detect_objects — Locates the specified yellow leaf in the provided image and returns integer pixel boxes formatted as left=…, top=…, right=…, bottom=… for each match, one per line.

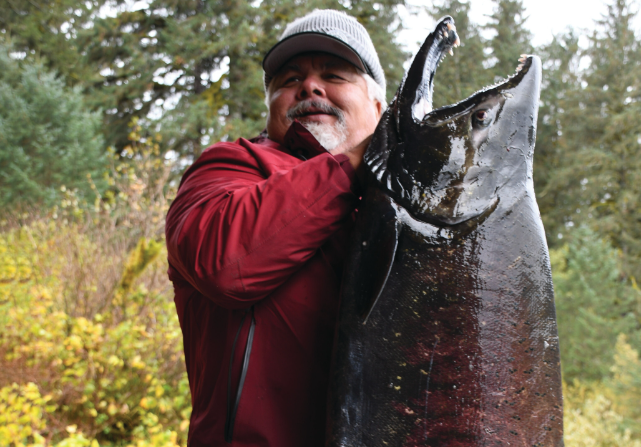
left=155, top=385, right=164, bottom=397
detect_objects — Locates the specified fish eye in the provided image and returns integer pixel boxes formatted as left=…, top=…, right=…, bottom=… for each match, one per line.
left=472, top=109, right=492, bottom=128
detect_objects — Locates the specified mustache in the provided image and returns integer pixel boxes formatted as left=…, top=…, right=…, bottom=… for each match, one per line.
left=286, top=100, right=345, bottom=122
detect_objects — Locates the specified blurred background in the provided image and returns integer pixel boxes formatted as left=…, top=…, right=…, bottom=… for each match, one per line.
left=1, top=0, right=640, bottom=445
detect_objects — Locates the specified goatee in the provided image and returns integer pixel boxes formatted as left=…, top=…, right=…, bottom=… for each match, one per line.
left=286, top=100, right=349, bottom=151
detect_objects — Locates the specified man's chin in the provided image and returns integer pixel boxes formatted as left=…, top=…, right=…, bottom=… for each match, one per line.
left=299, top=121, right=347, bottom=152
left=297, top=115, right=336, bottom=126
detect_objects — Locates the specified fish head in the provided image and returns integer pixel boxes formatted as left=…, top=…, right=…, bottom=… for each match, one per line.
left=365, top=17, right=542, bottom=226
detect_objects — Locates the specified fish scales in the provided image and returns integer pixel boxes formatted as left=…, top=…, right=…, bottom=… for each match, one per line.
left=327, top=16, right=563, bottom=447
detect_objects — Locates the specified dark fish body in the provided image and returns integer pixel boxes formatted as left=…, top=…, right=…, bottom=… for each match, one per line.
left=327, top=17, right=563, bottom=446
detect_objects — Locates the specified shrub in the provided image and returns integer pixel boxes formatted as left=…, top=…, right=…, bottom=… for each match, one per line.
left=0, top=125, right=189, bottom=446
left=563, top=380, right=641, bottom=447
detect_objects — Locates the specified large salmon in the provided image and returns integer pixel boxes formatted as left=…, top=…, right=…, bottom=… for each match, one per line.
left=327, top=16, right=563, bottom=446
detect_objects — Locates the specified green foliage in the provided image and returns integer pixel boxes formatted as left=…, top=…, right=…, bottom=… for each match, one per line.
left=533, top=30, right=582, bottom=245
left=563, top=380, right=641, bottom=447
left=0, top=221, right=188, bottom=446
left=562, top=334, right=641, bottom=444
left=0, top=382, right=54, bottom=446
left=0, top=43, right=106, bottom=210
left=484, top=0, right=532, bottom=81
left=609, top=334, right=641, bottom=435
left=577, top=0, right=641, bottom=278
left=541, top=0, right=641, bottom=277
left=0, top=0, right=100, bottom=86
left=551, top=226, right=641, bottom=382
left=0, top=124, right=185, bottom=446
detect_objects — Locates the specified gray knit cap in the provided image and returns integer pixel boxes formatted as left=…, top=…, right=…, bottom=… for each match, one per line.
left=263, top=9, right=386, bottom=94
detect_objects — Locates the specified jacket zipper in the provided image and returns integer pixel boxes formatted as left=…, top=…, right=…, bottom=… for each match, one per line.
left=225, top=306, right=256, bottom=443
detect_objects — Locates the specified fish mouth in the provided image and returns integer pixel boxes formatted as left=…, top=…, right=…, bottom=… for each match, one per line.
left=405, top=16, right=538, bottom=123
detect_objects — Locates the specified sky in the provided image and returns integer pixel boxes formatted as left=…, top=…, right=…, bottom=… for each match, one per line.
left=397, top=0, right=641, bottom=55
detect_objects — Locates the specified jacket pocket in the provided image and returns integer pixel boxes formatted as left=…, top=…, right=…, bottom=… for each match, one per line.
left=224, top=306, right=256, bottom=443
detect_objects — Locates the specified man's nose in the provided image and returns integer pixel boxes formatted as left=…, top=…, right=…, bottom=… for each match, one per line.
left=296, top=75, right=326, bottom=100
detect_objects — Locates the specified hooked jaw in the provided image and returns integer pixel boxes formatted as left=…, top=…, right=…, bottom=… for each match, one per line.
left=402, top=17, right=537, bottom=129
left=401, top=17, right=460, bottom=125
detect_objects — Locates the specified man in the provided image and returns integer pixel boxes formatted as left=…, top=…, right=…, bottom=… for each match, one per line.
left=166, top=9, right=386, bottom=446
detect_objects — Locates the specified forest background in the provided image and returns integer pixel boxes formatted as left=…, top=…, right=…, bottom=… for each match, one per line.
left=1, top=0, right=640, bottom=445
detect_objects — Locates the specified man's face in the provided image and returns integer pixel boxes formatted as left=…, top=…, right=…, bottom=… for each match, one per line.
left=266, top=53, right=382, bottom=152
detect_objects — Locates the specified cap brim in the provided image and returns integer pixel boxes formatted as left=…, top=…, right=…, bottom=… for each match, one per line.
left=263, top=32, right=369, bottom=77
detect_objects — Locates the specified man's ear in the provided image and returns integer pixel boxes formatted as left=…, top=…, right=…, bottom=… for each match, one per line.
left=375, top=99, right=383, bottom=120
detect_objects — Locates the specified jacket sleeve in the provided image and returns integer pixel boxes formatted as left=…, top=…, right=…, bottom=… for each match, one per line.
left=165, top=140, right=359, bottom=309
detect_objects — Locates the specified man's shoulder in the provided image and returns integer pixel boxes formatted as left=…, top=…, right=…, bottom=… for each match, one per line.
left=199, top=135, right=293, bottom=165
left=177, top=135, right=300, bottom=187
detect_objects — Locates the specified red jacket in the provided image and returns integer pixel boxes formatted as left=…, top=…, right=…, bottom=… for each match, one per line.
left=165, top=122, right=360, bottom=446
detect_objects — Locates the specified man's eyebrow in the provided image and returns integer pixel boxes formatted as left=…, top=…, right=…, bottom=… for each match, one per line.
left=280, top=63, right=302, bottom=73
left=322, top=60, right=358, bottom=72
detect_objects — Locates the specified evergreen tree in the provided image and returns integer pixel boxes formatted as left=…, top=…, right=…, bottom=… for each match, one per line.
left=609, top=334, right=641, bottom=437
left=77, top=0, right=260, bottom=159
left=0, top=0, right=101, bottom=84
left=428, top=0, right=493, bottom=108
left=533, top=31, right=582, bottom=245
left=551, top=227, right=641, bottom=383
left=0, top=44, right=106, bottom=209
left=544, top=0, right=641, bottom=278
left=484, top=0, right=532, bottom=82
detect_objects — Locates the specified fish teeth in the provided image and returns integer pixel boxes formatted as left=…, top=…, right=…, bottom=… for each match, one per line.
left=515, top=54, right=527, bottom=72
left=439, top=22, right=461, bottom=55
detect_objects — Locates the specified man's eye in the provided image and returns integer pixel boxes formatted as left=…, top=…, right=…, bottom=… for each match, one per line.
left=285, top=77, right=299, bottom=83
left=325, top=73, right=345, bottom=80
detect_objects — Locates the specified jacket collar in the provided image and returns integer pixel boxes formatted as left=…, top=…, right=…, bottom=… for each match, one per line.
left=250, top=121, right=327, bottom=161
